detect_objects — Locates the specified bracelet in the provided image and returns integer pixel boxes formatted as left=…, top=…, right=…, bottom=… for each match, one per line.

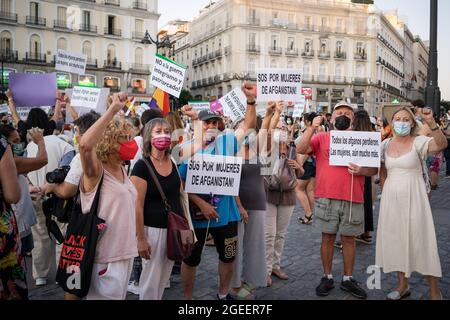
left=431, top=126, right=440, bottom=132
left=247, top=100, right=256, bottom=106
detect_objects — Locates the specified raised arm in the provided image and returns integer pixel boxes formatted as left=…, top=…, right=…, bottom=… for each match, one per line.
left=15, top=128, right=48, bottom=174
left=269, top=101, right=284, bottom=132
left=79, top=92, right=127, bottom=191
left=51, top=91, right=63, bottom=123
left=0, top=145, right=20, bottom=204
left=297, top=115, right=323, bottom=155
left=65, top=95, right=79, bottom=122
left=6, top=89, right=20, bottom=127
left=257, top=102, right=276, bottom=154
left=177, top=105, right=203, bottom=163
left=235, top=81, right=257, bottom=143
left=421, top=109, right=448, bottom=154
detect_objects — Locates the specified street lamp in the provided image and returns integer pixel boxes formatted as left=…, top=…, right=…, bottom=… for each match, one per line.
left=141, top=30, right=172, bottom=55
left=425, top=0, right=441, bottom=116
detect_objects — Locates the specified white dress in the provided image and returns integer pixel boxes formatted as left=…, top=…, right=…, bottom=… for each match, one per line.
left=376, top=135, right=442, bottom=278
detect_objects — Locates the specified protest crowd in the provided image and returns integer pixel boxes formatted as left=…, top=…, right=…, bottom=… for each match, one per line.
left=1, top=66, right=449, bottom=302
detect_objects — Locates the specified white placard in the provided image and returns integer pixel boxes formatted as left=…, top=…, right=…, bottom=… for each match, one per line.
left=55, top=49, right=87, bottom=75
left=189, top=101, right=210, bottom=112
left=150, top=54, right=187, bottom=98
left=257, top=69, right=303, bottom=102
left=0, top=104, right=9, bottom=114
left=292, top=95, right=306, bottom=118
left=219, top=88, right=247, bottom=123
left=329, top=131, right=382, bottom=168
left=136, top=103, right=150, bottom=117
left=69, top=87, right=109, bottom=112
left=185, top=154, right=243, bottom=196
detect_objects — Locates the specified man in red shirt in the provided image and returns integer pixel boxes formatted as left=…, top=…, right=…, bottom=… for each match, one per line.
left=297, top=102, right=378, bottom=299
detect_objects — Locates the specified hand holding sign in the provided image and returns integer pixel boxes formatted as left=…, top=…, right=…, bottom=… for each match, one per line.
left=348, top=163, right=363, bottom=176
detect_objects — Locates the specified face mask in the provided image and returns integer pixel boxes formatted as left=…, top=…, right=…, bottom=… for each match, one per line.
left=286, top=119, right=293, bottom=126
left=12, top=143, right=25, bottom=156
left=151, top=134, right=171, bottom=151
left=334, top=116, right=351, bottom=131
left=205, top=129, right=219, bottom=144
left=118, top=140, right=139, bottom=161
left=393, top=121, right=412, bottom=137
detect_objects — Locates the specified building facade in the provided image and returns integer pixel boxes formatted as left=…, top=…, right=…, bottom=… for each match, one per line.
left=180, top=0, right=426, bottom=116
left=0, top=0, right=159, bottom=102
left=412, top=37, right=429, bottom=102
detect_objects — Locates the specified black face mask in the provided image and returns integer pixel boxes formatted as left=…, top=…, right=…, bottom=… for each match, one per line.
left=334, top=116, right=351, bottom=131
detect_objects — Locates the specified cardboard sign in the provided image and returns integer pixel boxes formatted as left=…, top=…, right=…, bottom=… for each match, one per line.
left=257, top=69, right=303, bottom=102
left=189, top=101, right=210, bottom=112
left=9, top=73, right=57, bottom=107
left=329, top=131, right=382, bottom=168
left=185, top=154, right=243, bottom=196
left=292, top=95, right=306, bottom=118
left=151, top=54, right=187, bottom=98
left=219, top=88, right=247, bottom=123
left=0, top=104, right=9, bottom=114
left=69, top=86, right=110, bottom=112
left=55, top=49, right=87, bottom=75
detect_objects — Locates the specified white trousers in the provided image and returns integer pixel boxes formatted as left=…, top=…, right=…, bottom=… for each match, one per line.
left=265, top=203, right=295, bottom=275
left=86, top=258, right=134, bottom=300
left=139, top=227, right=174, bottom=300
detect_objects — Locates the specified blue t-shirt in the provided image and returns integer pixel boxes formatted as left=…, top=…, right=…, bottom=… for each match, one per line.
left=178, top=133, right=240, bottom=228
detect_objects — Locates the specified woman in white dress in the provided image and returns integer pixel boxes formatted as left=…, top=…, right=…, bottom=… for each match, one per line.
left=377, top=107, right=448, bottom=300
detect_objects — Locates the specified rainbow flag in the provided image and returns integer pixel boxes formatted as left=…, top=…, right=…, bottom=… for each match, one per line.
left=149, top=88, right=170, bottom=116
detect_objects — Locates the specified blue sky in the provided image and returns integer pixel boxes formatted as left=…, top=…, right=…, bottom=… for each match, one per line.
left=159, top=0, right=449, bottom=99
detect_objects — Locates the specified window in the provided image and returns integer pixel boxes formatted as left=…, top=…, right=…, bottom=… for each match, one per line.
left=57, top=38, right=67, bottom=51
left=336, top=41, right=343, bottom=53
left=249, top=33, right=256, bottom=46
left=103, top=76, right=120, bottom=90
left=271, top=35, right=278, bottom=49
left=319, top=63, right=327, bottom=76
left=107, top=15, right=116, bottom=33
left=248, top=57, right=255, bottom=72
left=249, top=8, right=256, bottom=21
left=30, top=2, right=39, bottom=17
left=132, top=79, right=146, bottom=94
left=272, top=12, right=278, bottom=20
left=135, top=19, right=143, bottom=33
left=270, top=59, right=277, bottom=68
left=320, top=40, right=327, bottom=52
left=82, top=41, right=92, bottom=58
left=335, top=64, right=343, bottom=77
left=336, top=19, right=343, bottom=32
left=29, top=34, right=41, bottom=54
left=288, top=37, right=295, bottom=50
left=107, top=44, right=116, bottom=63
left=288, top=13, right=295, bottom=23
left=1, top=0, right=12, bottom=13
left=0, top=30, right=12, bottom=52
left=135, top=47, right=143, bottom=64
left=82, top=11, right=91, bottom=26
left=304, top=40, right=311, bottom=52
left=57, top=7, right=67, bottom=22
left=78, top=74, right=96, bottom=87
left=305, top=16, right=311, bottom=28
left=287, top=60, right=293, bottom=69
left=321, top=17, right=328, bottom=27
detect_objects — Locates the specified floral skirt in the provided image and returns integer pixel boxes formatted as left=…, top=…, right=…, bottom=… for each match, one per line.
left=0, top=206, right=28, bottom=300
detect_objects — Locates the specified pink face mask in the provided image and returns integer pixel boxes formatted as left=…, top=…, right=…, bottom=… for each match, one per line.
left=151, top=134, right=171, bottom=151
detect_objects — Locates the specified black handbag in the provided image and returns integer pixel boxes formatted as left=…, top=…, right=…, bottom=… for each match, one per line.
left=56, top=175, right=106, bottom=298
left=142, top=158, right=194, bottom=262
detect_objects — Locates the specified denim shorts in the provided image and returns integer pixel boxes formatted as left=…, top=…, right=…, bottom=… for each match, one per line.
left=314, top=198, right=364, bottom=236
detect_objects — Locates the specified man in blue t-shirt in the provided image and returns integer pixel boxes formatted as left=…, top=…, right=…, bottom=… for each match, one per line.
left=179, top=82, right=257, bottom=300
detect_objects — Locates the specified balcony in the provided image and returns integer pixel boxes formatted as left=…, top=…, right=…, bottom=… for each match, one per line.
left=247, top=45, right=260, bottom=54
left=303, top=24, right=316, bottom=32
left=208, top=52, right=215, bottom=60
left=247, top=18, right=260, bottom=26
left=25, top=52, right=47, bottom=63
left=287, top=23, right=298, bottom=30
left=224, top=46, right=231, bottom=55
left=354, top=77, right=368, bottom=85
left=303, top=75, right=314, bottom=82
left=26, top=16, right=46, bottom=27
left=354, top=52, right=367, bottom=61
left=191, top=81, right=197, bottom=89
left=333, top=76, right=346, bottom=83
left=132, top=31, right=145, bottom=40
left=318, top=75, right=329, bottom=83
left=285, top=48, right=299, bottom=57
left=104, top=0, right=120, bottom=6
left=215, top=49, right=223, bottom=58
left=208, top=77, right=214, bottom=85
left=0, top=50, right=18, bottom=62
left=54, top=20, right=70, bottom=30
left=334, top=51, right=346, bottom=60
left=80, top=24, right=98, bottom=33
left=132, top=1, right=147, bottom=10
left=319, top=26, right=332, bottom=33
left=268, top=47, right=282, bottom=55
left=318, top=50, right=331, bottom=59
left=301, top=50, right=315, bottom=58
left=202, top=79, right=207, bottom=86
left=196, top=80, right=201, bottom=87
left=104, top=60, right=122, bottom=69
left=86, top=58, right=98, bottom=68
left=0, top=12, right=18, bottom=23
left=130, top=63, right=150, bottom=72
left=214, top=75, right=222, bottom=84
left=104, top=27, right=122, bottom=37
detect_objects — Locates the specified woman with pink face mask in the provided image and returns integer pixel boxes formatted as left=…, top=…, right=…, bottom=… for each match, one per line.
left=130, top=118, right=186, bottom=300
left=79, top=92, right=139, bottom=300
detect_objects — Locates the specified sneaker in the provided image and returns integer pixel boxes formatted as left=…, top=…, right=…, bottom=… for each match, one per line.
left=127, top=281, right=140, bottom=295
left=35, top=278, right=47, bottom=287
left=355, top=235, right=373, bottom=245
left=316, top=277, right=335, bottom=297
left=216, top=293, right=236, bottom=300
left=340, top=278, right=367, bottom=299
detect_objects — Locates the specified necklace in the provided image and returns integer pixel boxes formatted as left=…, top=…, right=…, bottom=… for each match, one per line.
left=150, top=153, right=166, bottom=166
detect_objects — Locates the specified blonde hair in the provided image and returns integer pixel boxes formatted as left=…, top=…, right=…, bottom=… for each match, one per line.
left=96, top=116, right=133, bottom=163
left=391, top=107, right=418, bottom=136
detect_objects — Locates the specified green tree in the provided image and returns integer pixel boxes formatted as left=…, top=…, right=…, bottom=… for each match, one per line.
left=172, top=89, right=193, bottom=110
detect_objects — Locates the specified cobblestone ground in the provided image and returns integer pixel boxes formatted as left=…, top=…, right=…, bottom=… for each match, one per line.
left=29, top=172, right=450, bottom=301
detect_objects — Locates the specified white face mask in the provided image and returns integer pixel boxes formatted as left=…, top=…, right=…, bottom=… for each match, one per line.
left=205, top=128, right=219, bottom=143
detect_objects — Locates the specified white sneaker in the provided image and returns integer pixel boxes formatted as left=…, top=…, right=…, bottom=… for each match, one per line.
left=165, top=280, right=171, bottom=289
left=127, top=282, right=140, bottom=295
left=35, top=278, right=47, bottom=286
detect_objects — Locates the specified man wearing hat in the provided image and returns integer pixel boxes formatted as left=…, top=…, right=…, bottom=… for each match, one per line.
left=179, top=82, right=257, bottom=300
left=297, top=101, right=378, bottom=299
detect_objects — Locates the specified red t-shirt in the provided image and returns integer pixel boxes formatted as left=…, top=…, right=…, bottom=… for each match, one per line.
left=311, top=132, right=364, bottom=203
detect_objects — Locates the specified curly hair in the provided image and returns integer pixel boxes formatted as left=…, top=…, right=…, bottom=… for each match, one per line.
left=96, top=116, right=133, bottom=163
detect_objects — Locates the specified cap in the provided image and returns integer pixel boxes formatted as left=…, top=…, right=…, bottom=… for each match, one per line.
left=333, top=101, right=356, bottom=112
left=198, top=109, right=222, bottom=121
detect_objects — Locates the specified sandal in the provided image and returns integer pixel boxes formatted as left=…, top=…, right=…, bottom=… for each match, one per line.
left=356, top=234, right=373, bottom=245
left=231, top=287, right=255, bottom=300
left=386, top=287, right=411, bottom=300
left=299, top=214, right=313, bottom=225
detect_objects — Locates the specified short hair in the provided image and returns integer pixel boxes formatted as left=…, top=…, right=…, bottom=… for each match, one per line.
left=0, top=124, right=17, bottom=140
left=141, top=109, right=163, bottom=127
left=391, top=107, right=418, bottom=136
left=353, top=110, right=374, bottom=132
left=26, top=108, right=52, bottom=136
left=96, top=116, right=133, bottom=163
left=412, top=99, right=425, bottom=108
left=74, top=111, right=101, bottom=135
left=142, top=118, right=172, bottom=157
left=305, top=112, right=318, bottom=124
